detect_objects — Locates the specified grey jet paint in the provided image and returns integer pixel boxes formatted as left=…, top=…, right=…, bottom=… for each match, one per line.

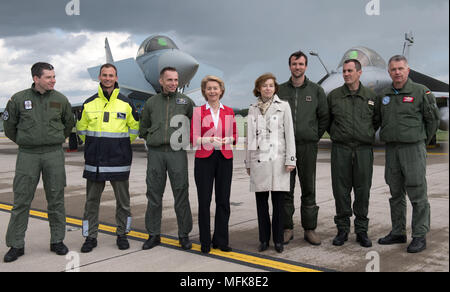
left=310, top=35, right=449, bottom=132
left=86, top=35, right=222, bottom=113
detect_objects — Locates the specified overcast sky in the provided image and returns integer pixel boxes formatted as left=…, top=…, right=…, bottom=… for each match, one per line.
left=0, top=0, right=448, bottom=108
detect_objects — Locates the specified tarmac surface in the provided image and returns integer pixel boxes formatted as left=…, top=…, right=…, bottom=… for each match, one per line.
left=0, top=133, right=448, bottom=272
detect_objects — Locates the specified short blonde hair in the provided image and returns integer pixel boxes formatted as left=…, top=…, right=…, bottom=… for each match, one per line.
left=253, top=73, right=279, bottom=97
left=201, top=75, right=225, bottom=101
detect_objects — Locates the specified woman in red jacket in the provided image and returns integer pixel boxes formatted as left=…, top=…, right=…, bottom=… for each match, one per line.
left=191, top=75, right=237, bottom=254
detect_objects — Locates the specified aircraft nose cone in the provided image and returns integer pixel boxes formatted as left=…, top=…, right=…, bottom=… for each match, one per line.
left=159, top=50, right=199, bottom=88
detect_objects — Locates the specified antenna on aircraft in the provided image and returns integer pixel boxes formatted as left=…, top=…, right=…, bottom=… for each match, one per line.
left=402, top=31, right=414, bottom=60
left=309, top=50, right=330, bottom=75
left=105, top=38, right=115, bottom=64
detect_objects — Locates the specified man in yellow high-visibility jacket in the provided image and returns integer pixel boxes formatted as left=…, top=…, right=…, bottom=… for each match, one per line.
left=76, top=63, right=139, bottom=252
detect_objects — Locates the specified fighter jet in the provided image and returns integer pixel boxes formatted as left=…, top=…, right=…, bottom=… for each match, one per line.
left=310, top=32, right=449, bottom=132
left=65, top=34, right=223, bottom=149
left=83, top=34, right=222, bottom=113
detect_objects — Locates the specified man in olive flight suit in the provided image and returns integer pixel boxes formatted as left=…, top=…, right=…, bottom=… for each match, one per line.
left=327, top=59, right=379, bottom=248
left=377, top=55, right=440, bottom=253
left=278, top=50, right=329, bottom=246
left=139, top=67, right=195, bottom=251
left=2, top=62, right=75, bottom=262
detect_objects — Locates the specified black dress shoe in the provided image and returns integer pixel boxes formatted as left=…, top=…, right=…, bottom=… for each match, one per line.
left=407, top=237, right=426, bottom=253
left=143, top=235, right=161, bottom=250
left=50, top=242, right=69, bottom=255
left=117, top=235, right=130, bottom=250
left=332, top=230, right=348, bottom=246
left=356, top=232, right=373, bottom=248
left=201, top=244, right=211, bottom=254
left=378, top=232, right=407, bottom=245
left=258, top=242, right=269, bottom=252
left=212, top=243, right=232, bottom=252
left=179, top=237, right=192, bottom=250
left=4, top=247, right=25, bottom=263
left=274, top=243, right=284, bottom=253
left=81, top=237, right=97, bottom=253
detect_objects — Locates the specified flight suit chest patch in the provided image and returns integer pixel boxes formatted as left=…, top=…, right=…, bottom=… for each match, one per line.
left=403, top=96, right=414, bottom=103
left=24, top=100, right=33, bottom=110
left=176, top=98, right=187, bottom=105
left=305, top=96, right=312, bottom=102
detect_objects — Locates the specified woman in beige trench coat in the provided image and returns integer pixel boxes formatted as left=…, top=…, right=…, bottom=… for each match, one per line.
left=245, top=73, right=296, bottom=253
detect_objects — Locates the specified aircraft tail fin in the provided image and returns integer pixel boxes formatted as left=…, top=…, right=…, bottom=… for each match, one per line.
left=105, top=38, right=114, bottom=63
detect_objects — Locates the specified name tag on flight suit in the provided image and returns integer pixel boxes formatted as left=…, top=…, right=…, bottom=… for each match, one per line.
left=50, top=102, right=61, bottom=109
left=403, top=96, right=414, bottom=103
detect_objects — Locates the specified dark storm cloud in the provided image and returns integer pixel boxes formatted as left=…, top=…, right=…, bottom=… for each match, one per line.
left=5, top=31, right=88, bottom=65
left=0, top=0, right=448, bottom=108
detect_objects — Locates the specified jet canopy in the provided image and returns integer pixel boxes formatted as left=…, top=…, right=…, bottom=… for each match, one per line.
left=137, top=35, right=179, bottom=58
left=338, top=47, right=386, bottom=69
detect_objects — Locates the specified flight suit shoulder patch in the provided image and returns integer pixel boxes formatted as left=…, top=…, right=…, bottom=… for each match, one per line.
left=2, top=110, right=9, bottom=121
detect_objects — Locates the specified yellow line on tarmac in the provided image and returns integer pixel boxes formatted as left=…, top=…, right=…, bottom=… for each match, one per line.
left=0, top=203, right=12, bottom=211
left=0, top=203, right=323, bottom=272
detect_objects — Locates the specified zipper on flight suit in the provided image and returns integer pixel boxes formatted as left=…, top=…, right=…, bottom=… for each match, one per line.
left=294, top=88, right=298, bottom=133
left=37, top=93, right=44, bottom=146
left=164, top=96, right=170, bottom=151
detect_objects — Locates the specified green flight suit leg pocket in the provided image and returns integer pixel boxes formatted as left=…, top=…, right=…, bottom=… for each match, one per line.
left=42, top=149, right=67, bottom=244
left=167, top=151, right=192, bottom=238
left=385, top=146, right=407, bottom=236
left=399, top=144, right=430, bottom=237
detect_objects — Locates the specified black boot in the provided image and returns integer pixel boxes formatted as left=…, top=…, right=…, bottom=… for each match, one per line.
left=179, top=236, right=192, bottom=250
left=407, top=237, right=426, bottom=253
left=142, top=235, right=161, bottom=250
left=81, top=237, right=97, bottom=253
left=332, top=230, right=348, bottom=246
left=50, top=242, right=69, bottom=255
left=4, top=247, right=25, bottom=263
left=356, top=232, right=372, bottom=248
left=378, top=232, right=407, bottom=245
left=117, top=235, right=130, bottom=250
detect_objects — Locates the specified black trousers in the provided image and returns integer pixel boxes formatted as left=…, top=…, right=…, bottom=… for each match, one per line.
left=194, top=150, right=233, bottom=247
left=255, top=191, right=286, bottom=244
